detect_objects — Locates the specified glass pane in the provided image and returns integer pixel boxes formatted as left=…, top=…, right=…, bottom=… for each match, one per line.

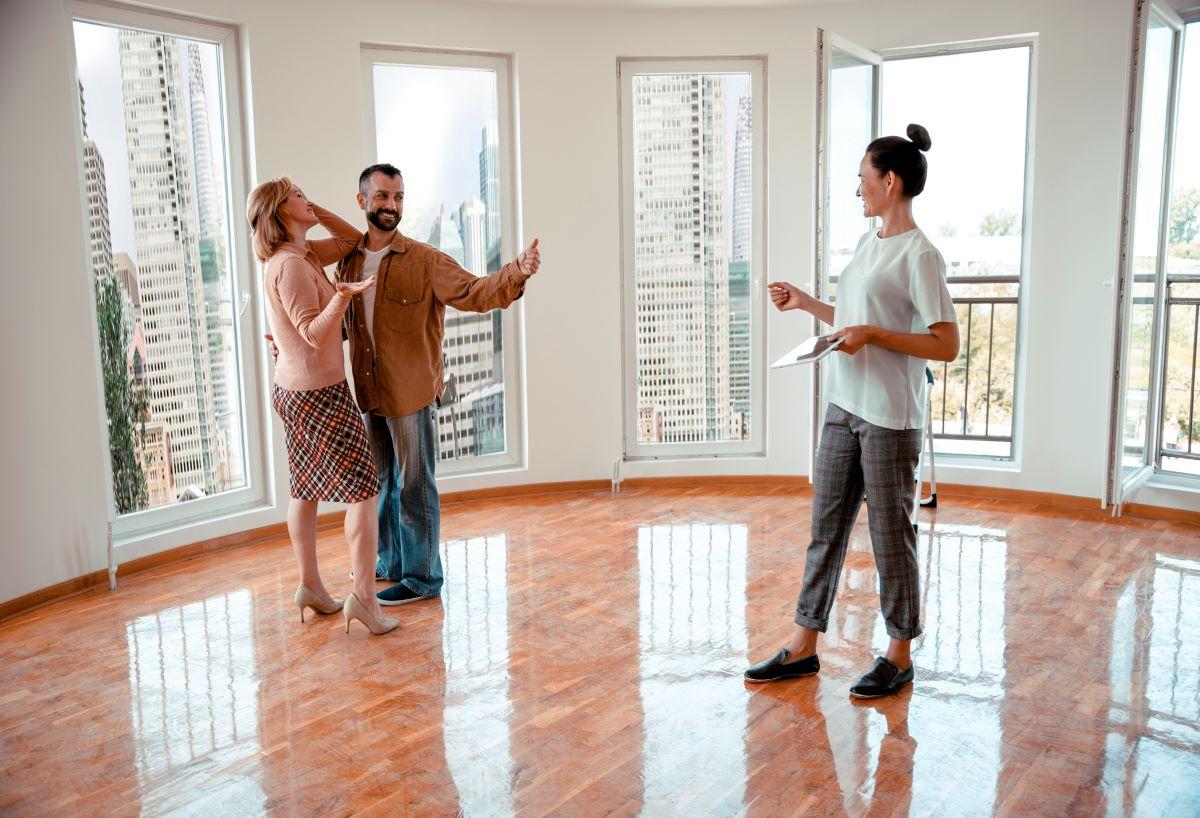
left=372, top=63, right=508, bottom=466
left=827, top=50, right=875, bottom=298
left=631, top=72, right=754, bottom=445
left=882, top=46, right=1030, bottom=458
left=1122, top=18, right=1176, bottom=470
left=74, top=22, right=246, bottom=514
left=1163, top=22, right=1200, bottom=475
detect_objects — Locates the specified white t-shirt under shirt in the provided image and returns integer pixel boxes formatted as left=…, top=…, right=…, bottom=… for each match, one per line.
left=360, top=246, right=388, bottom=347
left=824, top=227, right=957, bottom=431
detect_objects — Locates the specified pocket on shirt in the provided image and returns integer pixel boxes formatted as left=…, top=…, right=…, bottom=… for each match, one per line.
left=381, top=265, right=426, bottom=334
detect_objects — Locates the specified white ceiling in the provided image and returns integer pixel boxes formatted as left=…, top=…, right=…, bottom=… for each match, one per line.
left=462, top=0, right=876, bottom=7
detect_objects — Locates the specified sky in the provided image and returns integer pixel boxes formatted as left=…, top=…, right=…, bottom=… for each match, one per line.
left=373, top=63, right=498, bottom=240
left=73, top=21, right=224, bottom=268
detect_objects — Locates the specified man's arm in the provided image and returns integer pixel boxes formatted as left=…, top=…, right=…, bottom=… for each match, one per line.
left=431, top=239, right=541, bottom=312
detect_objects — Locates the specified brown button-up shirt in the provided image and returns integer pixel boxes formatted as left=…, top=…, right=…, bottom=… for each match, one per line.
left=336, top=232, right=529, bottom=418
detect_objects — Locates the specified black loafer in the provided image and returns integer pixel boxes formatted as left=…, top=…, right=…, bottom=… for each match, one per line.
left=377, top=583, right=436, bottom=606
left=744, top=648, right=820, bottom=683
left=849, top=657, right=914, bottom=698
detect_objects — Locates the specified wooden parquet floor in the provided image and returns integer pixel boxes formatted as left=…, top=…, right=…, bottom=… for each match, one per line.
left=0, top=486, right=1197, bottom=817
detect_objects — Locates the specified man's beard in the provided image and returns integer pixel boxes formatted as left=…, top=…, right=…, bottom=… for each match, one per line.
left=367, top=208, right=399, bottom=231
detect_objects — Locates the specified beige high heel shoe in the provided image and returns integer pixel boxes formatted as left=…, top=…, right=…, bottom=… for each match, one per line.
left=295, top=586, right=343, bottom=622
left=343, top=593, right=399, bottom=635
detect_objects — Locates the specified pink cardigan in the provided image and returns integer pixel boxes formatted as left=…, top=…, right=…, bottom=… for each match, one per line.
left=264, top=205, right=361, bottom=391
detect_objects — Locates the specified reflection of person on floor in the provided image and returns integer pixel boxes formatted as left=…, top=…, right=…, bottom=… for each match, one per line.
left=335, top=164, right=543, bottom=608
left=746, top=124, right=959, bottom=698
left=858, top=700, right=916, bottom=818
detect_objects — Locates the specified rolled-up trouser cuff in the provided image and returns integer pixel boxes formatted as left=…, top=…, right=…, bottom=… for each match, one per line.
left=794, top=611, right=828, bottom=633
left=884, top=622, right=922, bottom=641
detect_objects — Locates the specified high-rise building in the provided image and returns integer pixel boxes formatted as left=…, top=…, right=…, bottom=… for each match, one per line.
left=185, top=42, right=238, bottom=482
left=186, top=43, right=223, bottom=242
left=427, top=205, right=467, bottom=267
left=79, top=78, right=114, bottom=287
left=428, top=206, right=502, bottom=461
left=730, top=96, right=752, bottom=267
left=478, top=121, right=501, bottom=271
left=119, top=29, right=222, bottom=497
left=728, top=95, right=753, bottom=437
left=454, top=198, right=487, bottom=275
left=632, top=74, right=731, bottom=444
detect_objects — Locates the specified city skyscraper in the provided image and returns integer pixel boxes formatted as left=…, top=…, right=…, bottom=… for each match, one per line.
left=186, top=42, right=237, bottom=479
left=79, top=78, right=114, bottom=288
left=632, top=74, right=732, bottom=444
left=728, top=95, right=753, bottom=435
left=427, top=205, right=502, bottom=461
left=454, top=197, right=487, bottom=275
left=479, top=120, right=501, bottom=271
left=186, top=43, right=222, bottom=243
left=119, top=29, right=222, bottom=495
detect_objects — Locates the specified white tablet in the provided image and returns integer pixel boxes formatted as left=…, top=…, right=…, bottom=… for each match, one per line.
left=769, top=335, right=844, bottom=369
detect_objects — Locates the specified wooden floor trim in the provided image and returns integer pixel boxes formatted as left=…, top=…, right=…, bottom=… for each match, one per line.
left=0, top=512, right=346, bottom=624
left=2, top=476, right=1195, bottom=623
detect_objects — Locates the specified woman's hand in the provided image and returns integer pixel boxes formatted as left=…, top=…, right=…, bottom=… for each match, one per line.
left=830, top=325, right=877, bottom=355
left=768, top=281, right=809, bottom=312
left=336, top=275, right=376, bottom=300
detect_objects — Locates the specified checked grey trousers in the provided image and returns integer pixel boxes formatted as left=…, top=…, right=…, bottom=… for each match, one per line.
left=794, top=404, right=924, bottom=641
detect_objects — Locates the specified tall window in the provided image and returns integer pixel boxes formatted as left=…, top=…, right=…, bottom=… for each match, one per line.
left=1160, top=19, right=1200, bottom=476
left=71, top=4, right=263, bottom=533
left=620, top=59, right=765, bottom=459
left=363, top=49, right=522, bottom=476
left=817, top=36, right=1031, bottom=463
left=881, top=45, right=1032, bottom=460
left=1110, top=4, right=1199, bottom=509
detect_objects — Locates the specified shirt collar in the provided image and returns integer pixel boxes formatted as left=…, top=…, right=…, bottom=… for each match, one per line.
left=355, top=231, right=409, bottom=255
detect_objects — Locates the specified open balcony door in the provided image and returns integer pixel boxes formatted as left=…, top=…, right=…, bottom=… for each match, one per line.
left=1107, top=1, right=1185, bottom=513
left=812, top=31, right=881, bottom=474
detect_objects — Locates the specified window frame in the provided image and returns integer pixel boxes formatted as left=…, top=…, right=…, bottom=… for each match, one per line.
left=360, top=46, right=526, bottom=478
left=1107, top=1, right=1191, bottom=510
left=617, top=56, right=768, bottom=461
left=875, top=36, right=1039, bottom=465
left=67, top=0, right=271, bottom=541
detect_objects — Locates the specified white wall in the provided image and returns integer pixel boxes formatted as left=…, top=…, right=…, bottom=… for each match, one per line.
left=2, top=0, right=1193, bottom=606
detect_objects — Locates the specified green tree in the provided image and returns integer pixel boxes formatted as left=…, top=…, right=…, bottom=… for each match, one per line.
left=979, top=210, right=1019, bottom=237
left=95, top=275, right=148, bottom=514
left=1169, top=187, right=1200, bottom=248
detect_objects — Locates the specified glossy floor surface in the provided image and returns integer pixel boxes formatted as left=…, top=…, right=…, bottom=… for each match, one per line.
left=1, top=487, right=1198, bottom=817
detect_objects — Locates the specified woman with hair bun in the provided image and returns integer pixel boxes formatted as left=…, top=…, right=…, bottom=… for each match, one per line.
left=746, top=124, right=959, bottom=698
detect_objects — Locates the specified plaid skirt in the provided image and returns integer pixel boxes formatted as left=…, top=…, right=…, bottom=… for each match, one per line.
left=271, top=381, right=379, bottom=503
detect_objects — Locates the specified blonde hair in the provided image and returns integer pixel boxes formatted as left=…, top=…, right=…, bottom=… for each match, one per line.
left=246, top=177, right=294, bottom=262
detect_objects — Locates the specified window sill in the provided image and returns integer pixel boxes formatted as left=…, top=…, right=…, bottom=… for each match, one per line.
left=1145, top=471, right=1200, bottom=495
left=930, top=453, right=1022, bottom=473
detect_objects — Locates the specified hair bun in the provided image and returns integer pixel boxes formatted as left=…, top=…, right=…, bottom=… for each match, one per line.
left=906, top=123, right=931, bottom=151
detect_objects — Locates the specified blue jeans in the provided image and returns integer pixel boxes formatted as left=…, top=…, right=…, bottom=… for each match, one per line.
left=363, top=403, right=443, bottom=596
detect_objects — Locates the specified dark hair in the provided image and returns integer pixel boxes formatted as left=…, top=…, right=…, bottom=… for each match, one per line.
left=358, top=163, right=403, bottom=196
left=865, top=123, right=931, bottom=197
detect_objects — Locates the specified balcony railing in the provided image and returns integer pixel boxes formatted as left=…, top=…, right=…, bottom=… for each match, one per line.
left=1157, top=274, right=1200, bottom=472
left=930, top=276, right=1019, bottom=454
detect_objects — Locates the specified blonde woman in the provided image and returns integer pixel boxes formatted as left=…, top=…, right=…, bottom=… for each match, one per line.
left=248, top=178, right=397, bottom=635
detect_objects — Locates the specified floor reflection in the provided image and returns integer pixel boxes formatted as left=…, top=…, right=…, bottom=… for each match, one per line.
left=441, top=535, right=515, bottom=817
left=3, top=489, right=1199, bottom=815
left=637, top=523, right=748, bottom=813
left=905, top=521, right=1006, bottom=815
left=126, top=589, right=264, bottom=815
left=1104, top=554, right=1200, bottom=816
